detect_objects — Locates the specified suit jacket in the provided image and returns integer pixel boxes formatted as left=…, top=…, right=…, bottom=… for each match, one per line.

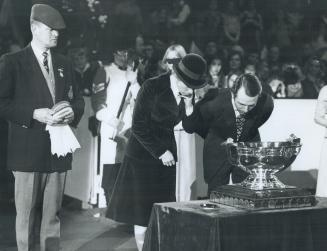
left=183, top=89, right=274, bottom=185
left=125, top=72, right=180, bottom=162
left=0, top=45, right=84, bottom=172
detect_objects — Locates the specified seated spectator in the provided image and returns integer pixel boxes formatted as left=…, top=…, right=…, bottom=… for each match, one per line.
left=113, top=0, right=143, bottom=40
left=207, top=54, right=226, bottom=89
left=310, top=12, right=327, bottom=51
left=244, top=64, right=256, bottom=75
left=268, top=9, right=291, bottom=50
left=196, top=54, right=226, bottom=100
left=256, top=60, right=270, bottom=83
left=68, top=43, right=101, bottom=96
left=135, top=34, right=145, bottom=61
left=267, top=44, right=282, bottom=76
left=302, top=57, right=326, bottom=99
left=282, top=63, right=304, bottom=98
left=285, top=0, right=304, bottom=48
left=140, top=40, right=160, bottom=83
left=189, top=16, right=206, bottom=53
left=245, top=49, right=260, bottom=66
left=222, top=0, right=240, bottom=47
left=201, top=0, right=223, bottom=44
left=225, top=50, right=244, bottom=88
left=203, top=41, right=219, bottom=62
left=269, top=78, right=286, bottom=98
left=146, top=7, right=169, bottom=44
left=240, top=0, right=263, bottom=52
left=168, top=0, right=191, bottom=48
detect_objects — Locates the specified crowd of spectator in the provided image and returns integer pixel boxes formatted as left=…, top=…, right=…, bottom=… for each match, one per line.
left=132, top=0, right=327, bottom=99
left=1, top=0, right=327, bottom=100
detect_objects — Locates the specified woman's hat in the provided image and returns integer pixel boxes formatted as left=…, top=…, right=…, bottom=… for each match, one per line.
left=173, top=53, right=207, bottom=89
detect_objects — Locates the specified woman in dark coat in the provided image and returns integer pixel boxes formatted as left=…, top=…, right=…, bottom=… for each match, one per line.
left=106, top=53, right=207, bottom=251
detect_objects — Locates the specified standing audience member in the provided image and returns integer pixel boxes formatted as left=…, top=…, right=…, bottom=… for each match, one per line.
left=0, top=4, right=84, bottom=251
left=183, top=73, right=274, bottom=193
left=66, top=43, right=102, bottom=205
left=95, top=41, right=140, bottom=205
left=314, top=85, right=327, bottom=197
left=106, top=54, right=207, bottom=251
left=267, top=44, right=282, bottom=75
left=222, top=0, right=240, bottom=47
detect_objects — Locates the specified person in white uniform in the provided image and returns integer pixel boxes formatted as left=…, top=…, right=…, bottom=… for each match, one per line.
left=314, top=85, right=327, bottom=197
left=95, top=41, right=140, bottom=205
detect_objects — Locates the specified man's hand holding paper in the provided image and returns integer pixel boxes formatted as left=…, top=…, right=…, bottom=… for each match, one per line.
left=51, top=101, right=74, bottom=125
left=33, top=108, right=62, bottom=125
left=44, top=101, right=81, bottom=157
left=52, top=106, right=74, bottom=124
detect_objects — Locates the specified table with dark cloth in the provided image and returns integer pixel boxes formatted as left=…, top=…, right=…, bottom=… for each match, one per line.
left=143, top=198, right=327, bottom=251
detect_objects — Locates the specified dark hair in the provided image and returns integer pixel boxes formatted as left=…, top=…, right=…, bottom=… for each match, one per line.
left=282, top=65, right=300, bottom=85
left=227, top=50, right=244, bottom=72
left=231, top=73, right=262, bottom=97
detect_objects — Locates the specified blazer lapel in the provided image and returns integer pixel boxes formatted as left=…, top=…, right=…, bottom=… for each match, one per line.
left=221, top=92, right=237, bottom=140
left=51, top=52, right=65, bottom=103
left=158, top=74, right=179, bottom=115
left=25, top=45, right=54, bottom=107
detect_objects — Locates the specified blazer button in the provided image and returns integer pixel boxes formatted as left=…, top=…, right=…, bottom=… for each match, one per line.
left=22, top=125, right=27, bottom=128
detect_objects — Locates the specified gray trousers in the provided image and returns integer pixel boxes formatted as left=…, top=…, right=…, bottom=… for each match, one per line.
left=13, top=171, right=66, bottom=251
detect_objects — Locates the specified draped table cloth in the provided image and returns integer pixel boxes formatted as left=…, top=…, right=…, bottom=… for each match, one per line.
left=143, top=198, right=327, bottom=251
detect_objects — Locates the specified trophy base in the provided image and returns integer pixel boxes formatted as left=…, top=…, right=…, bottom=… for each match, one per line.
left=210, top=185, right=317, bottom=210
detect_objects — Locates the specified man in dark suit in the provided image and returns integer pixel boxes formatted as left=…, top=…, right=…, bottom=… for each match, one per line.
left=183, top=73, right=274, bottom=193
left=0, top=4, right=84, bottom=251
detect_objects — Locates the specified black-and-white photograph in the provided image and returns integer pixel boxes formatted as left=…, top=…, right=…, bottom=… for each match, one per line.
left=1, top=0, right=327, bottom=250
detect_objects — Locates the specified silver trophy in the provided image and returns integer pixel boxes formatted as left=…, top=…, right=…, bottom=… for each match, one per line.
left=210, top=135, right=316, bottom=209
left=226, top=134, right=301, bottom=190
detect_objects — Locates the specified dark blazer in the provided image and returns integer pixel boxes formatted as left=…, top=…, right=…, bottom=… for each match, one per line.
left=183, top=89, right=274, bottom=188
left=125, top=72, right=180, bottom=162
left=0, top=45, right=84, bottom=172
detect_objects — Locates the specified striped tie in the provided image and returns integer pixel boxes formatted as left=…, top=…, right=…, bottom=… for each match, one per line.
left=236, top=114, right=245, bottom=141
left=42, top=51, right=49, bottom=73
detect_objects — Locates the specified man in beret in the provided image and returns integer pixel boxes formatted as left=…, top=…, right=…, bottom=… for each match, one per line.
left=0, top=4, right=84, bottom=251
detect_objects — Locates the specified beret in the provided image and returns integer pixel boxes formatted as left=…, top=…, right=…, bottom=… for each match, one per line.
left=30, top=4, right=66, bottom=30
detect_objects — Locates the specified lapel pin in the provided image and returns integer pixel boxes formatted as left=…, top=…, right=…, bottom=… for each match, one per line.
left=58, top=68, right=64, bottom=77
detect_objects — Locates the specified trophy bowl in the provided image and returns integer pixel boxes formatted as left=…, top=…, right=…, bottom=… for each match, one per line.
left=226, top=134, right=302, bottom=190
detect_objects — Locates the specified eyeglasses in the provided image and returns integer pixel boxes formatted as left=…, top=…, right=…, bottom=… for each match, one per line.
left=166, top=58, right=181, bottom=64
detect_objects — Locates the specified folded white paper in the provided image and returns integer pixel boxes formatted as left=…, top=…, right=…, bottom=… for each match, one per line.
left=45, top=124, right=81, bottom=157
